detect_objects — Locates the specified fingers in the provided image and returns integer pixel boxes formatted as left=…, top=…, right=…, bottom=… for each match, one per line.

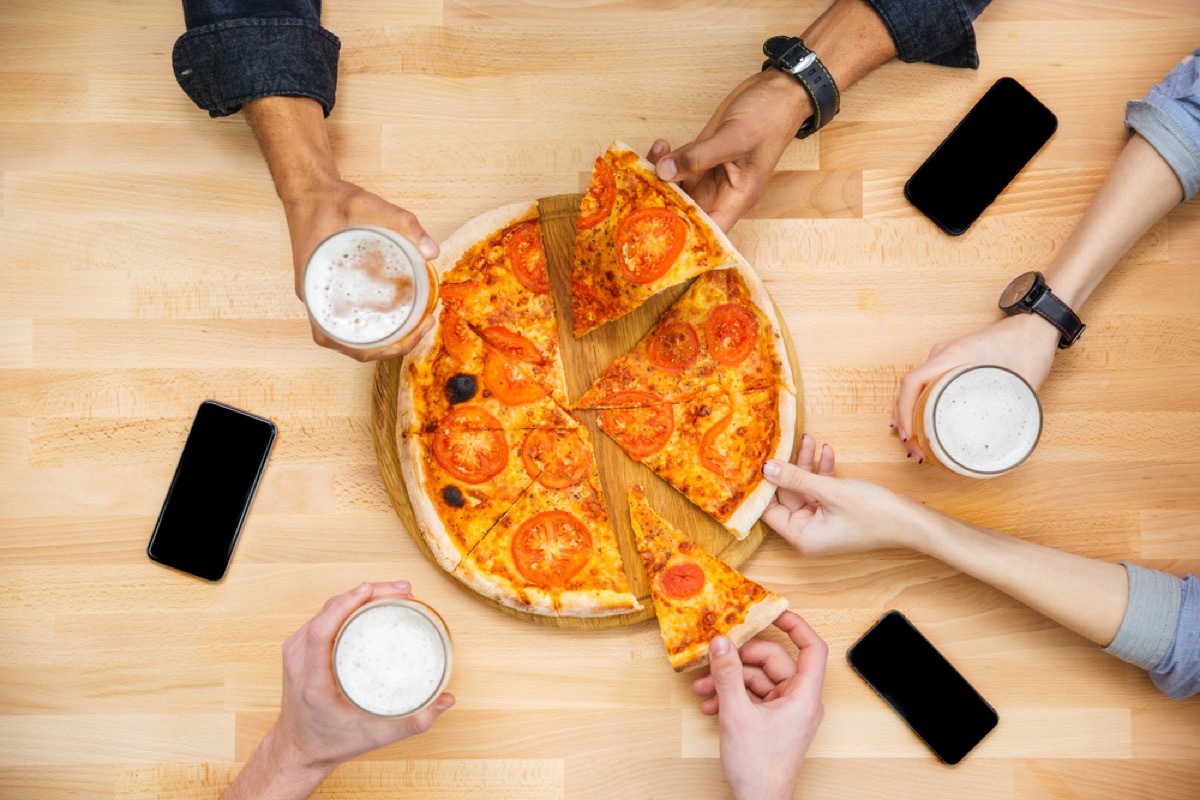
left=376, top=205, right=440, bottom=261
left=893, top=361, right=945, bottom=462
left=816, top=442, right=835, bottom=477
left=304, top=580, right=414, bottom=650
left=646, top=139, right=671, bottom=165
left=656, top=124, right=750, bottom=184
left=772, top=612, right=829, bottom=704
left=762, top=456, right=840, bottom=505
left=706, top=636, right=753, bottom=717
left=737, top=638, right=799, bottom=684
left=775, top=433, right=816, bottom=513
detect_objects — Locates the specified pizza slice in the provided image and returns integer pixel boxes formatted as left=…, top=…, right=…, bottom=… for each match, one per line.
left=575, top=268, right=792, bottom=408
left=597, top=384, right=795, bottom=538
left=455, top=425, right=641, bottom=618
left=570, top=141, right=750, bottom=337
left=400, top=307, right=574, bottom=435
left=399, top=413, right=540, bottom=572
left=628, top=485, right=788, bottom=672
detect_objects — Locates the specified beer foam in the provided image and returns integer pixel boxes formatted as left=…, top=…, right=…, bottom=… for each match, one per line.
left=932, top=366, right=1041, bottom=474
left=305, top=229, right=419, bottom=345
left=335, top=604, right=447, bottom=717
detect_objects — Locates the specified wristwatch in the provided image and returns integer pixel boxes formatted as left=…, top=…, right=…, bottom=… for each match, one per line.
left=998, top=271, right=1085, bottom=349
left=761, top=36, right=840, bottom=139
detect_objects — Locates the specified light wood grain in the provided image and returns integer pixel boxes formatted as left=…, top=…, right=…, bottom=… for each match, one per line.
left=2, top=1, right=1200, bottom=798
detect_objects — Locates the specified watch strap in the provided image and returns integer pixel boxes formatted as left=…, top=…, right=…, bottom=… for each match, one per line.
left=1030, top=288, right=1086, bottom=349
left=761, top=36, right=841, bottom=139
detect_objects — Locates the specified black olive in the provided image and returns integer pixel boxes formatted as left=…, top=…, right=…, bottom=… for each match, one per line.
left=442, top=485, right=466, bottom=508
left=445, top=373, right=477, bottom=404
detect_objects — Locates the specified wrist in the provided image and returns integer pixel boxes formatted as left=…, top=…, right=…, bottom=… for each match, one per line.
left=758, top=68, right=816, bottom=133
left=263, top=724, right=334, bottom=787
left=243, top=96, right=340, bottom=206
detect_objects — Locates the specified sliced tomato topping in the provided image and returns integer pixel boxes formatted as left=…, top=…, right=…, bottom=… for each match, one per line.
left=699, top=411, right=738, bottom=479
left=441, top=310, right=478, bottom=363
left=595, top=390, right=663, bottom=408
left=577, top=157, right=616, bottom=230
left=648, top=320, right=700, bottom=374
left=483, top=350, right=546, bottom=406
left=599, top=398, right=674, bottom=461
left=616, top=207, right=687, bottom=285
left=512, top=510, right=593, bottom=587
left=440, top=281, right=484, bottom=307
left=479, top=326, right=546, bottom=365
left=521, top=427, right=590, bottom=488
left=432, top=407, right=508, bottom=484
left=660, top=562, right=705, bottom=599
left=706, top=304, right=758, bottom=365
left=505, top=221, right=550, bottom=295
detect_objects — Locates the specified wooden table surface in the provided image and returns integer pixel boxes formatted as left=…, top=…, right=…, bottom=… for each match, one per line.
left=3, top=1, right=1200, bottom=798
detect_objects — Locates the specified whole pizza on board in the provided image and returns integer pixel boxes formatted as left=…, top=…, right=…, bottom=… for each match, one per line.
left=396, top=145, right=795, bottom=641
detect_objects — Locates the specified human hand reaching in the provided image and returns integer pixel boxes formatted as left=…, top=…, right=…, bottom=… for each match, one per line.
left=285, top=181, right=438, bottom=362
left=692, top=612, right=828, bottom=800
left=892, top=313, right=1060, bottom=460
left=761, top=435, right=924, bottom=557
left=647, top=69, right=813, bottom=232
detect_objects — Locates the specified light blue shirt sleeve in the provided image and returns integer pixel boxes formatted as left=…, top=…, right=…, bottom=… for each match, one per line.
left=1125, top=47, right=1200, bottom=201
left=1104, top=564, right=1200, bottom=700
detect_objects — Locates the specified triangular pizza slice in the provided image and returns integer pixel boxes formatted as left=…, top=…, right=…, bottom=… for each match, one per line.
left=455, top=425, right=641, bottom=617
left=575, top=268, right=791, bottom=407
left=570, top=141, right=750, bottom=337
left=628, top=485, right=788, bottom=671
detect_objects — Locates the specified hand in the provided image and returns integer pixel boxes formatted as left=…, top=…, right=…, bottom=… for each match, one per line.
left=268, top=581, right=455, bottom=776
left=691, top=612, right=828, bottom=800
left=892, top=313, right=1060, bottom=461
left=284, top=180, right=439, bottom=362
left=647, top=69, right=813, bottom=231
left=761, top=435, right=923, bottom=556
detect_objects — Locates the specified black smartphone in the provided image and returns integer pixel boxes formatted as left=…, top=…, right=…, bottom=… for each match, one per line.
left=847, top=610, right=998, bottom=765
left=147, top=400, right=277, bottom=582
left=905, top=77, right=1057, bottom=235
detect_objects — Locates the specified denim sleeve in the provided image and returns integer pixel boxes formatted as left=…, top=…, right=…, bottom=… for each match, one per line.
left=1125, top=48, right=1200, bottom=202
left=173, top=0, right=340, bottom=118
left=861, top=0, right=992, bottom=69
left=1104, top=564, right=1200, bottom=700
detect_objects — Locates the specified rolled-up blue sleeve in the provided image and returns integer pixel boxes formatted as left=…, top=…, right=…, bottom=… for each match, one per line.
left=862, top=0, right=992, bottom=69
left=173, top=0, right=340, bottom=118
left=1125, top=48, right=1200, bottom=202
left=1104, top=564, right=1200, bottom=700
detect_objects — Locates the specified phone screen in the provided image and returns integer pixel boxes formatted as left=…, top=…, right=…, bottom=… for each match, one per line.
left=847, top=610, right=998, bottom=765
left=147, top=401, right=276, bottom=582
left=905, top=77, right=1057, bottom=235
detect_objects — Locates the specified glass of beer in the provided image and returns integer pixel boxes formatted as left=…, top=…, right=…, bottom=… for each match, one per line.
left=303, top=226, right=439, bottom=351
left=913, top=365, right=1042, bottom=479
left=333, top=597, right=453, bottom=718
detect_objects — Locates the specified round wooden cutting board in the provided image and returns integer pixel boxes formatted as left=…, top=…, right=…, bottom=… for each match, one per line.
left=372, top=193, right=804, bottom=629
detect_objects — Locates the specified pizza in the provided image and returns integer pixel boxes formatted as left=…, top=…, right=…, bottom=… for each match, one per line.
left=577, top=266, right=796, bottom=538
left=570, top=141, right=750, bottom=337
left=399, top=202, right=640, bottom=617
left=628, top=485, right=789, bottom=672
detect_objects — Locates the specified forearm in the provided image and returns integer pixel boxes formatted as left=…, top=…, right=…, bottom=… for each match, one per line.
left=905, top=506, right=1129, bottom=646
left=1046, top=133, right=1183, bottom=308
left=801, top=0, right=898, bottom=94
left=222, top=726, right=330, bottom=800
left=242, top=96, right=339, bottom=207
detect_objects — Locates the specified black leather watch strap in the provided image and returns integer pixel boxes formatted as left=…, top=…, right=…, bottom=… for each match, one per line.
left=761, top=36, right=841, bottom=139
left=1029, top=287, right=1086, bottom=349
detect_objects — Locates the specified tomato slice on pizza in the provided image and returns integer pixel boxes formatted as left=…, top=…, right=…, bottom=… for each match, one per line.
left=569, top=141, right=750, bottom=337
left=628, top=485, right=788, bottom=672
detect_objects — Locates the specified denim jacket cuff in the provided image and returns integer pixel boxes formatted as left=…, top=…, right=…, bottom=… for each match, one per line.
left=173, top=17, right=340, bottom=118
left=862, top=0, right=981, bottom=69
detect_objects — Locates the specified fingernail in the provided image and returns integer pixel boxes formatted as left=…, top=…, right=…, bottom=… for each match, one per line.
left=917, top=457, right=924, bottom=465
left=710, top=636, right=731, bottom=656
left=657, top=157, right=677, bottom=180
left=889, top=422, right=894, bottom=429
left=355, top=582, right=370, bottom=595
left=901, top=436, right=908, bottom=443
left=802, top=433, right=812, bottom=442
left=762, top=461, right=781, bottom=478
left=418, top=236, right=439, bottom=259
left=906, top=453, right=912, bottom=459
left=394, top=580, right=410, bottom=591
left=651, top=140, right=666, bottom=156
left=434, top=695, right=455, bottom=711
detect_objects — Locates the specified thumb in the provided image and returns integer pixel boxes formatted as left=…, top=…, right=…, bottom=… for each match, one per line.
left=708, top=636, right=752, bottom=715
left=656, top=124, right=749, bottom=183
left=762, top=460, right=840, bottom=504
left=379, top=204, right=440, bottom=261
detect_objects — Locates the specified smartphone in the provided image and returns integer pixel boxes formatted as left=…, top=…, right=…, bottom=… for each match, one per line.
left=147, top=400, right=277, bottom=582
left=905, top=77, right=1057, bottom=235
left=847, top=610, right=998, bottom=765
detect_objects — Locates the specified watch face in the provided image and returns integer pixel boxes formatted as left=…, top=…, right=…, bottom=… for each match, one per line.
left=1000, top=272, right=1038, bottom=309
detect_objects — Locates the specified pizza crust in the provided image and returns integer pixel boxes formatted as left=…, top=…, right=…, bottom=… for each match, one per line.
left=724, top=386, right=797, bottom=539
left=672, top=593, right=791, bottom=672
left=556, top=589, right=642, bottom=618
left=432, top=200, right=540, bottom=282
left=397, top=432, right=463, bottom=573
left=452, top=562, right=558, bottom=617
